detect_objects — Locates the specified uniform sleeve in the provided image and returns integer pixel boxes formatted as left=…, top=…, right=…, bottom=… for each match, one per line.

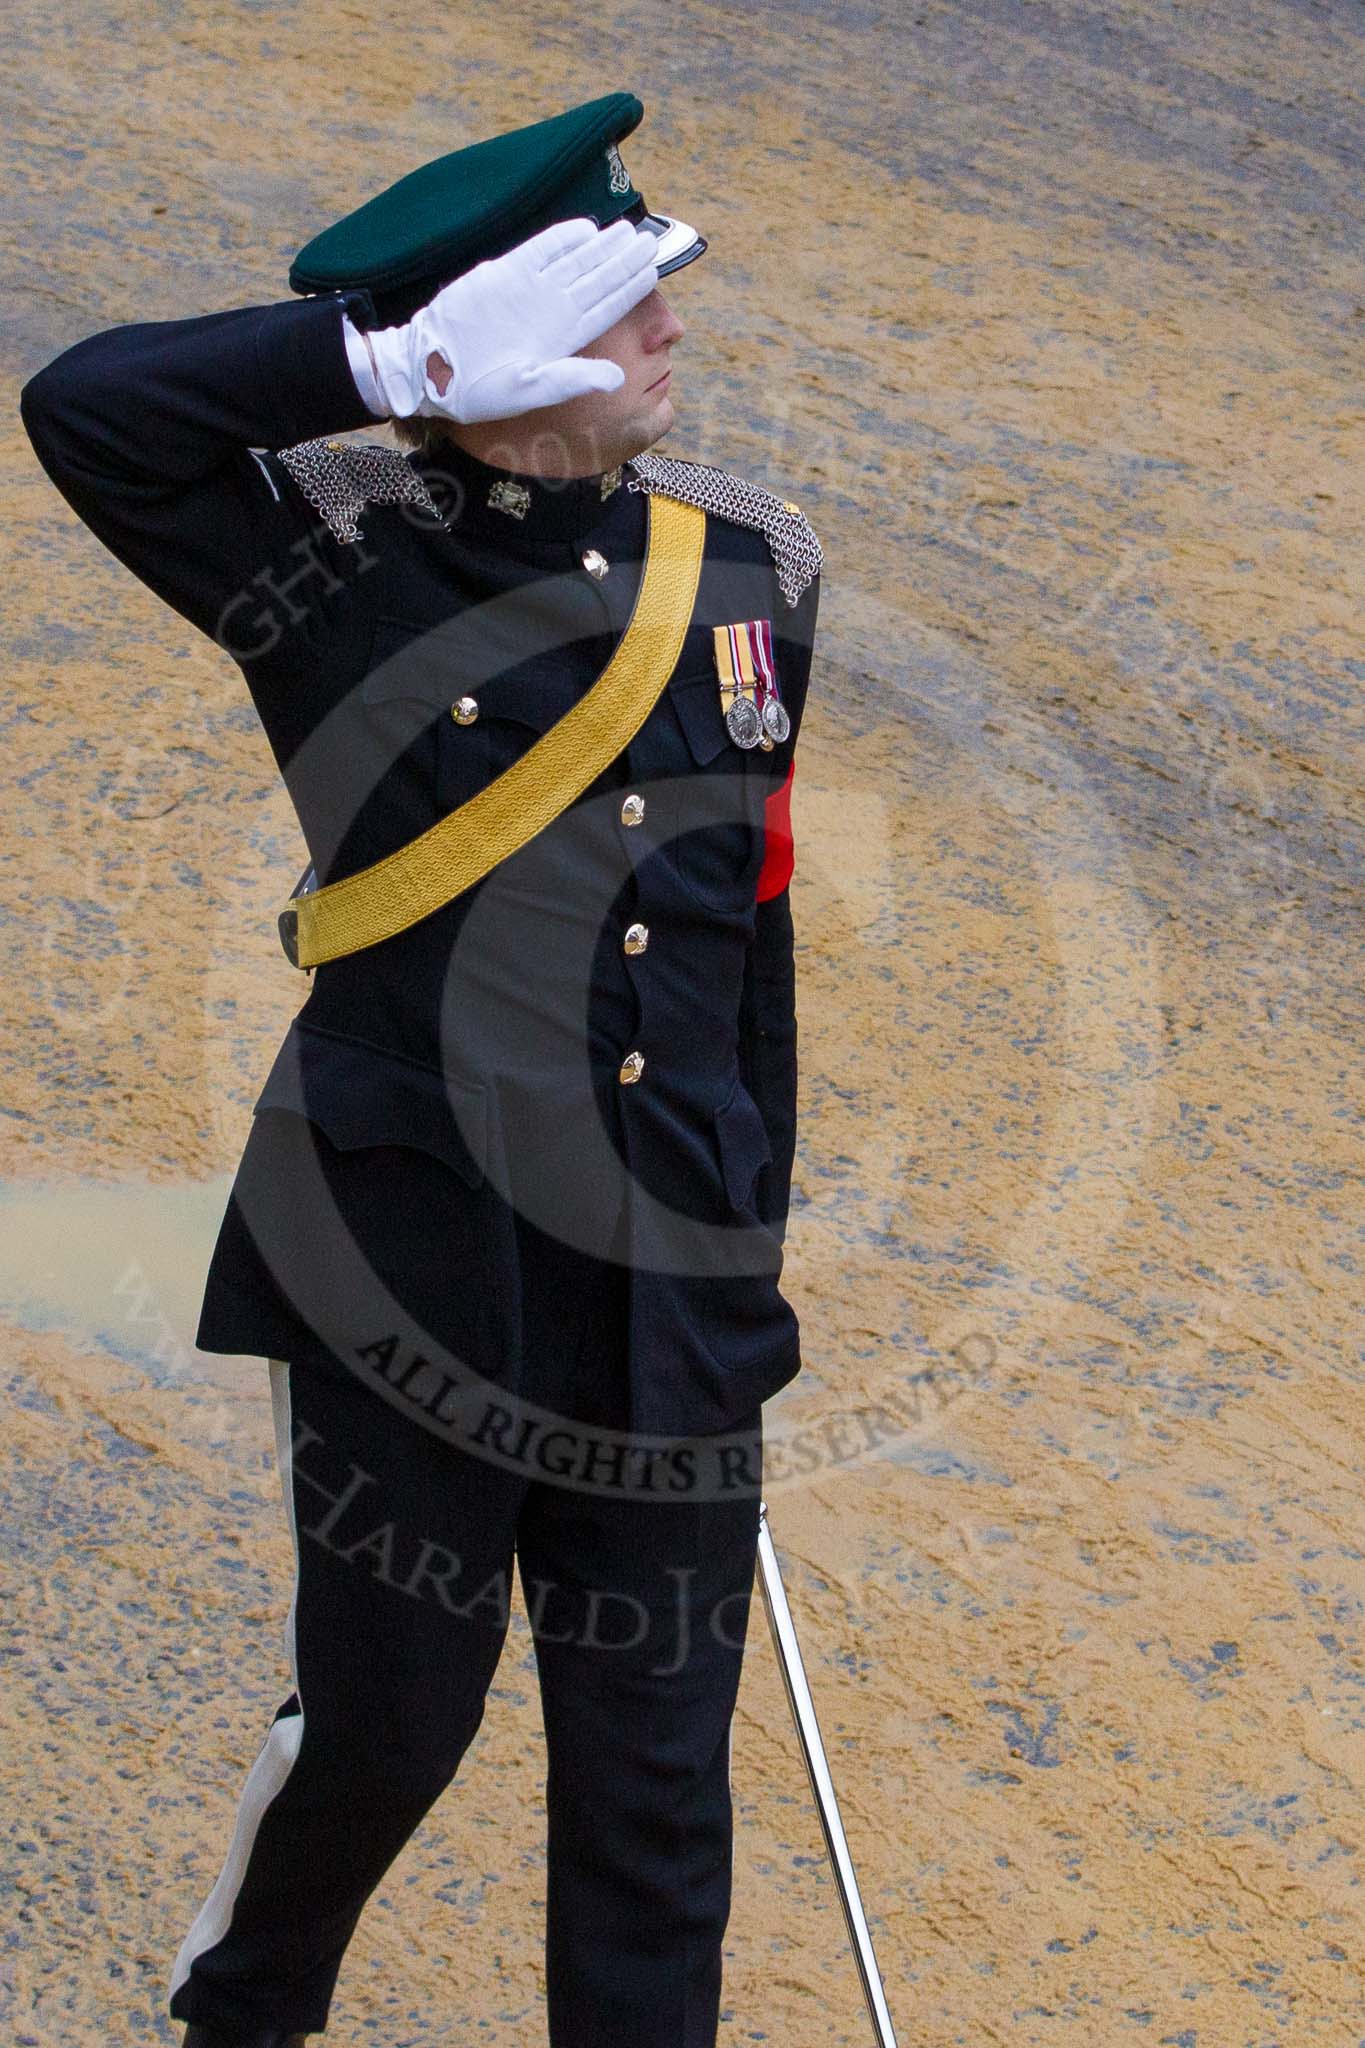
left=18, top=290, right=380, bottom=650
left=737, top=566, right=820, bottom=1242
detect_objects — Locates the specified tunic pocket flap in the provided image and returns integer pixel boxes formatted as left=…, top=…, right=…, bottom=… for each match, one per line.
left=363, top=617, right=579, bottom=733
left=361, top=616, right=454, bottom=707
left=253, top=1024, right=489, bottom=1190
left=712, top=1077, right=774, bottom=1211
left=668, top=673, right=734, bottom=766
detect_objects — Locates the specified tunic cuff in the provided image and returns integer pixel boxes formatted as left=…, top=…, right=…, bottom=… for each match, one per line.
left=253, top=290, right=381, bottom=449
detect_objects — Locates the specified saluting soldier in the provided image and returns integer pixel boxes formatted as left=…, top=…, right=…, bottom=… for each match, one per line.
left=20, top=91, right=822, bottom=2048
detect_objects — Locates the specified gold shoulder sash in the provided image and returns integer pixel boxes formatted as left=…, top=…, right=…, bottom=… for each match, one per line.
left=279, top=494, right=707, bottom=970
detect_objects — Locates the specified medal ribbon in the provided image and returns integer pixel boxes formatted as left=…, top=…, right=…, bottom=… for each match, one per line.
left=712, top=622, right=747, bottom=722
left=715, top=620, right=782, bottom=725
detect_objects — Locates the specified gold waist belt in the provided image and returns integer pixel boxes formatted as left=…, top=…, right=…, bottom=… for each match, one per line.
left=280, top=493, right=707, bottom=970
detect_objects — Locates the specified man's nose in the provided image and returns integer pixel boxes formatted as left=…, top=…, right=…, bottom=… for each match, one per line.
left=645, top=290, right=686, bottom=348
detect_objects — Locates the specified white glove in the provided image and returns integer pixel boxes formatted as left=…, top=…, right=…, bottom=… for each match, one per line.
left=349, top=216, right=659, bottom=425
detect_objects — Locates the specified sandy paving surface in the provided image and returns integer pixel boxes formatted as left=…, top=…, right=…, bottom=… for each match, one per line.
left=3, top=1, right=1363, bottom=2042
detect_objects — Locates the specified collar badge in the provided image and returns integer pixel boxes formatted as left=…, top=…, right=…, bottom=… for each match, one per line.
left=488, top=478, right=531, bottom=520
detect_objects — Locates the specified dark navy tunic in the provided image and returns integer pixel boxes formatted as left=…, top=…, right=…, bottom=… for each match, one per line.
left=19, top=289, right=821, bottom=1438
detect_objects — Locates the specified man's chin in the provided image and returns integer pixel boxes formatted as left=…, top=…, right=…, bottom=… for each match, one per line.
left=617, top=393, right=676, bottom=465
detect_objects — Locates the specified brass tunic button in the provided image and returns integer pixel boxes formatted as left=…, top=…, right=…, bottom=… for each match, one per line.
left=451, top=696, right=479, bottom=724
left=581, top=548, right=609, bottom=579
left=623, top=921, right=649, bottom=955
left=618, top=1049, right=645, bottom=1084
left=760, top=733, right=775, bottom=750
left=620, top=793, right=646, bottom=826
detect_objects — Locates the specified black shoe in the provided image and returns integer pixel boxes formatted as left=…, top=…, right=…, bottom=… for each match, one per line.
left=181, top=2026, right=310, bottom=2047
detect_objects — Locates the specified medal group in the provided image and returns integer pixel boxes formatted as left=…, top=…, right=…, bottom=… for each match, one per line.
left=712, top=619, right=791, bottom=749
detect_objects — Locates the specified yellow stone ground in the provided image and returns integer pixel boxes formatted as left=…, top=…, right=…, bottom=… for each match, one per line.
left=3, top=1, right=1362, bottom=2042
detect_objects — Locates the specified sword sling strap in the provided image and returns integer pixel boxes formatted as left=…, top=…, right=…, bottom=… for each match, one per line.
left=279, top=493, right=707, bottom=971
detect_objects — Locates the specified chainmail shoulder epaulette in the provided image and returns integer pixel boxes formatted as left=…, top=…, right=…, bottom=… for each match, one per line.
left=272, top=437, right=823, bottom=607
left=625, top=451, right=822, bottom=608
left=274, top=437, right=445, bottom=544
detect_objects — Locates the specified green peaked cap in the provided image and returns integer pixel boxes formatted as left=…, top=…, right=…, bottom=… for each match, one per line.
left=288, top=92, right=705, bottom=323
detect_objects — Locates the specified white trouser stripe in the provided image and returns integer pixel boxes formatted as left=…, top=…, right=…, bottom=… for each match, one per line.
left=167, top=1360, right=306, bottom=2004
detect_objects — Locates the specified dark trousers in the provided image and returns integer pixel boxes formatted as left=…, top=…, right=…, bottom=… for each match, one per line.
left=167, top=1204, right=764, bottom=2046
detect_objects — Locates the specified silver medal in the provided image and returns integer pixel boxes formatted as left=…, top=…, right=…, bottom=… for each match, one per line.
left=761, top=693, right=791, bottom=742
left=725, top=693, right=764, bottom=748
